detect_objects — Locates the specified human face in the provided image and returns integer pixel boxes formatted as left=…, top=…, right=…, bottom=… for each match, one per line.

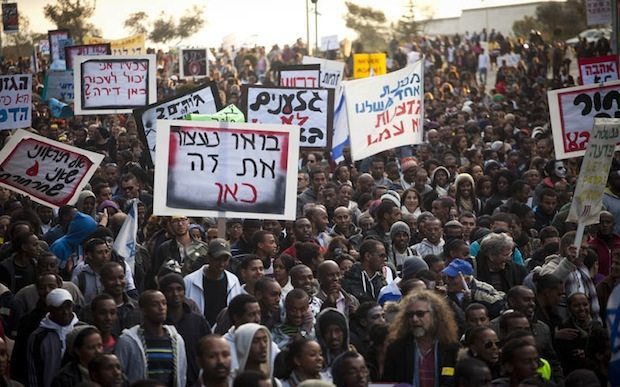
left=435, top=170, right=448, bottom=187
left=466, top=309, right=490, bottom=329
left=404, top=190, right=419, bottom=211
left=228, top=222, right=243, bottom=240
left=406, top=300, right=433, bottom=338
left=427, top=219, right=443, bottom=245
left=292, top=267, right=314, bottom=294
left=539, top=195, right=557, bottom=216
left=458, top=181, right=473, bottom=198
left=273, top=257, right=289, bottom=286
left=102, top=265, right=125, bottom=298
left=511, top=288, right=536, bottom=318
left=82, top=197, right=96, bottom=215
left=337, top=166, right=351, bottom=183
left=49, top=301, right=74, bottom=326
left=142, top=292, right=167, bottom=324
left=569, top=293, right=590, bottom=322
left=207, top=254, right=230, bottom=276
left=93, top=299, right=118, bottom=334
left=22, top=234, right=41, bottom=257
left=509, top=346, right=539, bottom=381
left=199, top=338, right=232, bottom=381
left=170, top=217, right=189, bottom=237
left=240, top=302, right=262, bottom=325
left=370, top=161, right=385, bottom=180
left=321, top=188, right=338, bottom=210
left=324, top=324, right=344, bottom=352
left=162, top=282, right=185, bottom=307
left=367, top=306, right=385, bottom=328
left=242, top=259, right=265, bottom=286
left=489, top=245, right=512, bottom=270
left=294, top=218, right=313, bottom=242
left=258, top=282, right=281, bottom=314
left=460, top=216, right=476, bottom=240
left=258, top=233, right=278, bottom=257
left=472, top=329, right=500, bottom=364
left=88, top=243, right=111, bottom=268
left=388, top=206, right=402, bottom=225
left=471, top=165, right=484, bottom=180
left=368, top=244, right=387, bottom=272
left=334, top=208, right=351, bottom=230
left=338, top=185, right=353, bottom=206
left=121, top=178, right=140, bottom=199
left=104, top=166, right=119, bottom=186
left=38, top=206, right=54, bottom=224
left=311, top=172, right=327, bottom=193
left=92, top=355, right=124, bottom=387
left=249, top=329, right=269, bottom=364
left=554, top=161, right=567, bottom=179
left=506, top=316, right=530, bottom=332
left=75, top=332, right=103, bottom=367
left=340, top=356, right=369, bottom=387
left=496, top=176, right=510, bottom=195
left=393, top=231, right=410, bottom=251
left=599, top=213, right=615, bottom=236
left=313, top=209, right=329, bottom=232
left=296, top=341, right=324, bottom=376
left=319, top=262, right=342, bottom=293
left=286, top=296, right=309, bottom=326
left=525, top=170, right=541, bottom=187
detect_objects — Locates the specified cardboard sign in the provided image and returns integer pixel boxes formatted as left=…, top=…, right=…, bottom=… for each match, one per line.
left=74, top=55, right=156, bottom=115
left=242, top=85, right=334, bottom=149
left=48, top=30, right=70, bottom=67
left=567, top=118, right=620, bottom=225
left=578, top=55, right=619, bottom=85
left=42, top=71, right=74, bottom=103
left=279, top=64, right=321, bottom=88
left=2, top=3, right=18, bottom=33
left=84, top=34, right=146, bottom=56
left=132, top=82, right=222, bottom=167
left=548, top=80, right=620, bottom=159
left=180, top=48, right=209, bottom=78
left=586, top=0, right=611, bottom=26
left=343, top=60, right=424, bottom=161
left=153, top=120, right=300, bottom=220
left=302, top=56, right=345, bottom=90
left=186, top=104, right=244, bottom=122
left=320, top=35, right=339, bottom=51
left=0, top=129, right=103, bottom=208
left=64, top=43, right=111, bottom=70
left=0, top=74, right=31, bottom=130
left=353, top=53, right=387, bottom=79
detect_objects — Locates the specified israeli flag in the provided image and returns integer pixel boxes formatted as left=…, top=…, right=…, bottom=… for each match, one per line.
left=113, top=199, right=138, bottom=271
left=607, top=282, right=620, bottom=386
left=330, top=86, right=349, bottom=163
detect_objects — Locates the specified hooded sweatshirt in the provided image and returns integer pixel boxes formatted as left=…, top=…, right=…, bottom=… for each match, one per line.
left=234, top=323, right=275, bottom=378
left=51, top=212, right=98, bottom=268
left=315, top=308, right=350, bottom=369
left=76, top=190, right=97, bottom=219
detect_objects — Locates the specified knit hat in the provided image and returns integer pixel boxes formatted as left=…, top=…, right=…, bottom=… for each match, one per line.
left=400, top=157, right=418, bottom=172
left=381, top=190, right=401, bottom=207
left=158, top=273, right=185, bottom=292
left=390, top=221, right=411, bottom=239
left=402, top=257, right=429, bottom=280
left=65, top=324, right=98, bottom=357
left=455, top=173, right=475, bottom=189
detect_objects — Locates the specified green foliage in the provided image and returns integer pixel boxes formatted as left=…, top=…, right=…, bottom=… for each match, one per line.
left=43, top=0, right=100, bottom=44
left=513, top=0, right=587, bottom=41
left=344, top=1, right=388, bottom=52
left=123, top=5, right=206, bottom=44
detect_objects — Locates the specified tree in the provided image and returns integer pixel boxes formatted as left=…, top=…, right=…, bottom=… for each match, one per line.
left=43, top=0, right=101, bottom=44
left=123, top=5, right=205, bottom=44
left=393, top=0, right=422, bottom=41
left=344, top=1, right=388, bottom=53
left=512, top=0, right=586, bottom=41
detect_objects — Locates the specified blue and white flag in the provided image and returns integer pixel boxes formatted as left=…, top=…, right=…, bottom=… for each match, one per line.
left=607, top=281, right=620, bottom=386
left=113, top=199, right=138, bottom=271
left=331, top=86, right=349, bottom=163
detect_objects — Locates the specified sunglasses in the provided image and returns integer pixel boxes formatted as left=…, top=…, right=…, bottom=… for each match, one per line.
left=406, top=310, right=430, bottom=319
left=484, top=340, right=500, bottom=349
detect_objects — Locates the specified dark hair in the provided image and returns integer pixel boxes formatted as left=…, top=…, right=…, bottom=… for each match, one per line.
left=501, top=338, right=537, bottom=366
left=252, top=230, right=274, bottom=250
left=354, top=301, right=379, bottom=323
left=538, top=187, right=557, bottom=202
left=228, top=294, right=258, bottom=323
left=239, top=255, right=263, bottom=271
left=138, top=290, right=162, bottom=308
left=509, top=180, right=528, bottom=197
left=100, top=261, right=124, bottom=279
left=13, top=231, right=35, bottom=253
left=466, top=326, right=495, bottom=347
left=255, top=277, right=278, bottom=294
left=36, top=272, right=63, bottom=288
left=422, top=254, right=443, bottom=268
left=85, top=238, right=107, bottom=254
left=533, top=274, right=562, bottom=294
left=308, top=165, right=326, bottom=181
left=196, top=334, right=225, bottom=357
left=376, top=200, right=397, bottom=222
left=275, top=254, right=297, bottom=273
left=465, top=303, right=488, bottom=318
left=332, top=351, right=365, bottom=387
left=359, top=239, right=382, bottom=263
left=73, top=326, right=101, bottom=354
left=539, top=226, right=559, bottom=243
left=583, top=248, right=598, bottom=271
left=275, top=338, right=315, bottom=379
left=233, top=370, right=270, bottom=387
left=91, top=293, right=116, bottom=312
left=295, top=242, right=321, bottom=268
left=455, top=357, right=490, bottom=384
left=284, top=288, right=309, bottom=306
left=89, top=353, right=118, bottom=377
left=499, top=310, right=528, bottom=335
left=491, top=212, right=513, bottom=226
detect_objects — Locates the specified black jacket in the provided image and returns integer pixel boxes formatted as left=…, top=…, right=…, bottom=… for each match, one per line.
left=475, top=256, right=527, bottom=293
left=341, top=262, right=386, bottom=303
left=382, top=334, right=459, bottom=386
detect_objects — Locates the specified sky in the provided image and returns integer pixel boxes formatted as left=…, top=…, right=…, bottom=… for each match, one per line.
left=19, top=0, right=550, bottom=48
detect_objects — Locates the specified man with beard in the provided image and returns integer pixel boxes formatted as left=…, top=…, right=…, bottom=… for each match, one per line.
left=195, top=335, right=234, bottom=387
left=115, top=290, right=187, bottom=386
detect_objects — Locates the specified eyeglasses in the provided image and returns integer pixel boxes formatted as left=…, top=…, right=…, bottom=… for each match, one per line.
left=406, top=310, right=430, bottom=319
left=484, top=340, right=500, bottom=349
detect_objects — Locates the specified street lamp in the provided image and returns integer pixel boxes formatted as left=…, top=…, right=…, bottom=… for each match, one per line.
left=311, top=0, right=318, bottom=54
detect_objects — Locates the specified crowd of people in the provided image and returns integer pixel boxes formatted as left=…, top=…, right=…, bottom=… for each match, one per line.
left=0, top=23, right=615, bottom=387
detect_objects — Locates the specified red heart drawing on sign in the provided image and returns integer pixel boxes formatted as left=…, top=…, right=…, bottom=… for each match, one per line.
left=26, top=161, right=39, bottom=176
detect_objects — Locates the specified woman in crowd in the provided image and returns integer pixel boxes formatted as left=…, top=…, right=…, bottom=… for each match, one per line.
left=465, top=326, right=501, bottom=379
left=52, top=326, right=103, bottom=386
left=400, top=188, right=423, bottom=219
left=276, top=338, right=329, bottom=387
left=273, top=254, right=296, bottom=298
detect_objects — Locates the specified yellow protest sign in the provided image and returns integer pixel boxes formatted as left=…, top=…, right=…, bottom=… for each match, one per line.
left=353, top=53, right=387, bottom=79
left=84, top=34, right=146, bottom=56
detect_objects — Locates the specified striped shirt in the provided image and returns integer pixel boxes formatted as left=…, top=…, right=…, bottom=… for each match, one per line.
left=144, top=332, right=174, bottom=386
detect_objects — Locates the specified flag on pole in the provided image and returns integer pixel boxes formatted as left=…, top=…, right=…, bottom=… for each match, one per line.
left=113, top=199, right=138, bottom=271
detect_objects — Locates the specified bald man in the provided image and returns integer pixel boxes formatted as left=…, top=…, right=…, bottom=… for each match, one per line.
left=316, top=260, right=359, bottom=318
left=196, top=335, right=233, bottom=387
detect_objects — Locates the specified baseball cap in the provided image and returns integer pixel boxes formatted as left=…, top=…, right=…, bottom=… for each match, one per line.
left=442, top=259, right=474, bottom=277
left=208, top=238, right=232, bottom=258
left=46, top=288, right=74, bottom=307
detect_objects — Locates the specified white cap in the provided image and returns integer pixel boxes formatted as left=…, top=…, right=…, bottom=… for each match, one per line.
left=46, top=288, right=73, bottom=307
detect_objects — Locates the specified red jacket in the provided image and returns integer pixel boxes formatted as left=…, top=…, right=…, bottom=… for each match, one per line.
left=589, top=234, right=620, bottom=276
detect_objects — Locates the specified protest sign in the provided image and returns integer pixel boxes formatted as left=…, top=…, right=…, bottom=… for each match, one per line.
left=84, top=34, right=146, bottom=56
left=48, top=30, right=70, bottom=68
left=548, top=80, right=620, bottom=159
left=343, top=60, right=424, bottom=161
left=0, top=129, right=103, bottom=208
left=74, top=55, right=156, bottom=115
left=2, top=3, right=18, bottom=33
left=42, top=71, right=74, bottom=102
left=353, top=53, right=387, bottom=79
left=320, top=35, right=339, bottom=51
left=64, top=43, right=111, bottom=70
left=185, top=104, right=244, bottom=122
left=0, top=74, right=31, bottom=131
left=179, top=48, right=209, bottom=78
left=302, top=56, right=345, bottom=90
left=242, top=85, right=334, bottom=149
left=133, top=82, right=222, bottom=167
left=278, top=64, right=321, bottom=88
left=567, top=118, right=620, bottom=225
left=586, top=0, right=611, bottom=26
left=578, top=55, right=619, bottom=85
left=153, top=120, right=300, bottom=220
left=38, top=39, right=50, bottom=54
